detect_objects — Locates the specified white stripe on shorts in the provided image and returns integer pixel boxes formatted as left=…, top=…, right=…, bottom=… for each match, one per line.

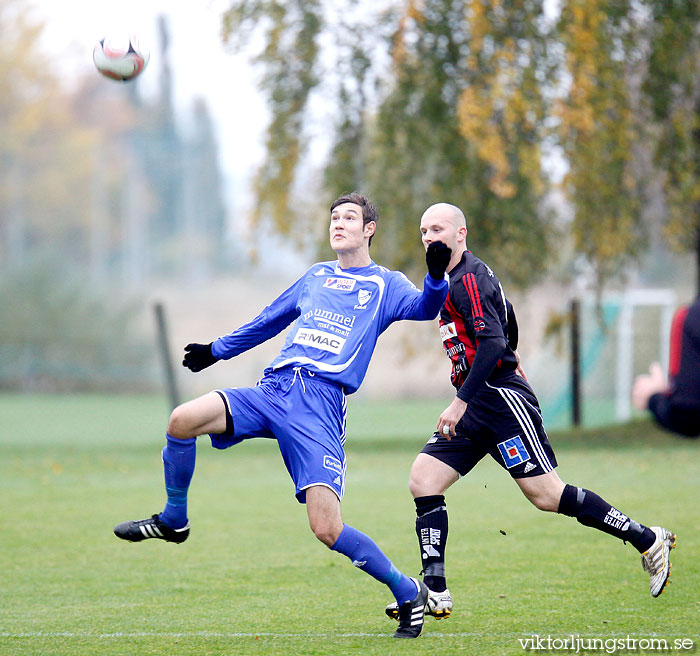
left=340, top=392, right=347, bottom=447
left=487, top=382, right=554, bottom=473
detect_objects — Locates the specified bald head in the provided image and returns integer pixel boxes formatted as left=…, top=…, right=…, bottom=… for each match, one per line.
left=419, top=202, right=468, bottom=271
left=421, top=203, right=467, bottom=230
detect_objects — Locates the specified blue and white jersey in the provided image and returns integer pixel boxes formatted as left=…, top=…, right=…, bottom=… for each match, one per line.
left=211, top=260, right=448, bottom=393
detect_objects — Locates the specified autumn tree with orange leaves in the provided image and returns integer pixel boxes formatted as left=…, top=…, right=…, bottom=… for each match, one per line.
left=224, top=0, right=700, bottom=291
left=222, top=0, right=553, bottom=285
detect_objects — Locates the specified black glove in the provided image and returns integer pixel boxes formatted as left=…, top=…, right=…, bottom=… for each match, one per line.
left=426, top=241, right=452, bottom=280
left=182, top=342, right=218, bottom=372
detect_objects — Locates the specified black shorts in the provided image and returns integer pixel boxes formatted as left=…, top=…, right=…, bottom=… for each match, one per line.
left=421, top=374, right=557, bottom=479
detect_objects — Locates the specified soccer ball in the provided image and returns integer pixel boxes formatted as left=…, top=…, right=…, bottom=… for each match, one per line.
left=93, top=35, right=149, bottom=82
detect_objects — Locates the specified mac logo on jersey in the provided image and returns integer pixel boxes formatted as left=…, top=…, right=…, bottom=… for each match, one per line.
left=293, top=328, right=346, bottom=354
left=440, top=322, right=458, bottom=342
left=324, top=277, right=356, bottom=291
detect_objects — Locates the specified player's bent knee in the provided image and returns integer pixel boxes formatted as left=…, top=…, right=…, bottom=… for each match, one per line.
left=167, top=405, right=197, bottom=439
left=517, top=471, right=565, bottom=513
left=409, top=461, right=431, bottom=497
left=522, top=488, right=559, bottom=512
left=409, top=475, right=430, bottom=498
left=310, top=522, right=341, bottom=547
left=408, top=456, right=455, bottom=498
left=532, top=495, right=557, bottom=512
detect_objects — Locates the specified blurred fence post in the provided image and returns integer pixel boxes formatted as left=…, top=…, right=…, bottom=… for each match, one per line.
left=154, top=302, right=180, bottom=411
left=570, top=298, right=581, bottom=427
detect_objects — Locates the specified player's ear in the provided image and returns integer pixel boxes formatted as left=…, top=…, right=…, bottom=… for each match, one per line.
left=364, top=221, right=376, bottom=239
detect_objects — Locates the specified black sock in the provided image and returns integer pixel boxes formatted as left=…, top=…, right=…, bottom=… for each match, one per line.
left=415, top=495, right=448, bottom=592
left=558, top=484, right=655, bottom=553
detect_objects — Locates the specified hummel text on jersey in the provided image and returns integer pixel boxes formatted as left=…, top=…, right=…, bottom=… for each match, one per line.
left=303, top=308, right=357, bottom=328
left=293, top=329, right=346, bottom=354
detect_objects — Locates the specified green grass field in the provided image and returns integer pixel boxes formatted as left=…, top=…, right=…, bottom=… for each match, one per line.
left=1, top=394, right=698, bottom=656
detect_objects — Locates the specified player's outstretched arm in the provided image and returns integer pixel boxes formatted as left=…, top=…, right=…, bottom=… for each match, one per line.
left=373, top=243, right=451, bottom=326
left=182, top=342, right=218, bottom=372
left=210, top=274, right=307, bottom=361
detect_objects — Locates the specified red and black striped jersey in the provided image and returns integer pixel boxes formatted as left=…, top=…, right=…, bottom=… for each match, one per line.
left=439, top=250, right=519, bottom=394
left=648, top=297, right=700, bottom=436
left=662, top=298, right=700, bottom=410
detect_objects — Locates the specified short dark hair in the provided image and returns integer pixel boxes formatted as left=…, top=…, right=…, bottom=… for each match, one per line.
left=330, top=192, right=378, bottom=247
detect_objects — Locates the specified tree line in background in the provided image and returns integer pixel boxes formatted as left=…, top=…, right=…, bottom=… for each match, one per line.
left=2, top=0, right=698, bottom=391
left=222, top=0, right=700, bottom=293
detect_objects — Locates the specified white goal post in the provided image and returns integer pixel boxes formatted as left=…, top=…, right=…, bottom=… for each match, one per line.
left=614, top=289, right=676, bottom=422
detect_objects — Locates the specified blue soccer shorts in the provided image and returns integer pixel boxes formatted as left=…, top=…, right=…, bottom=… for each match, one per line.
left=420, top=373, right=558, bottom=479
left=209, top=367, right=347, bottom=503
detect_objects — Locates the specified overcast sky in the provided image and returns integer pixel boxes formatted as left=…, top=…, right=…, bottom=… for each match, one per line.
left=33, top=0, right=268, bottom=223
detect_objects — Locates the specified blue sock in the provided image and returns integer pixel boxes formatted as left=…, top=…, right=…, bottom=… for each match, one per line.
left=158, top=434, right=196, bottom=529
left=331, top=524, right=418, bottom=604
